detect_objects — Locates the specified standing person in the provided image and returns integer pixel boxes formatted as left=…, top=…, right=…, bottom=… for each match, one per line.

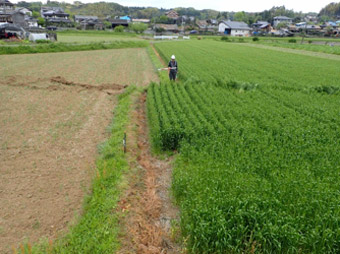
left=168, top=55, right=178, bottom=81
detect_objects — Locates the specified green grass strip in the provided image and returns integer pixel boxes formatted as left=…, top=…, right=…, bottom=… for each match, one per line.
left=21, top=85, right=136, bottom=254
left=0, top=41, right=148, bottom=55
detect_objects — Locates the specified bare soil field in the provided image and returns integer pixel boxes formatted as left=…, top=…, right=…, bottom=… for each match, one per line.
left=0, top=48, right=158, bottom=253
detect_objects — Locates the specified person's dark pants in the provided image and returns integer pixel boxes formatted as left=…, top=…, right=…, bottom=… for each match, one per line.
left=169, top=71, right=177, bottom=81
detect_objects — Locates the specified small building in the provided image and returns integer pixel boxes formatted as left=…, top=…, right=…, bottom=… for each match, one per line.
left=0, top=0, right=13, bottom=11
left=0, top=23, right=26, bottom=39
left=41, top=7, right=72, bottom=27
left=15, top=7, right=32, bottom=16
left=154, top=24, right=179, bottom=34
left=166, top=10, right=179, bottom=20
left=218, top=20, right=251, bottom=36
left=252, top=21, right=271, bottom=34
left=110, top=19, right=129, bottom=29
left=74, top=15, right=103, bottom=30
left=132, top=18, right=150, bottom=24
left=119, top=15, right=131, bottom=21
left=0, top=10, right=26, bottom=27
left=273, top=16, right=293, bottom=27
left=25, top=16, right=38, bottom=27
left=196, top=19, right=218, bottom=33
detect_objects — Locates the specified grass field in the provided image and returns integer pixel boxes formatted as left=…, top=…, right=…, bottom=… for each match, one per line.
left=0, top=47, right=158, bottom=254
left=148, top=40, right=340, bottom=253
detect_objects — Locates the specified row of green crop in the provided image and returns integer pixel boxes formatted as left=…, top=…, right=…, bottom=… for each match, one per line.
left=256, top=40, right=340, bottom=55
left=147, top=79, right=340, bottom=253
left=154, top=40, right=340, bottom=89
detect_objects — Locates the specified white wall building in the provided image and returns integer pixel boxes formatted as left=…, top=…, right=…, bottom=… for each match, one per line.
left=218, top=21, right=251, bottom=36
left=273, top=16, right=293, bottom=27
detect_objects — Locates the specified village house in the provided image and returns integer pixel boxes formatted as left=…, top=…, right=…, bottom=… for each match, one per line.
left=273, top=16, right=293, bottom=27
left=196, top=19, right=218, bottom=33
left=132, top=18, right=150, bottom=24
left=15, top=7, right=32, bottom=16
left=218, top=20, right=251, bottom=36
left=74, top=15, right=103, bottom=30
left=0, top=0, right=13, bottom=11
left=25, top=16, right=38, bottom=27
left=109, top=19, right=129, bottom=29
left=252, top=21, right=271, bottom=34
left=41, top=7, right=72, bottom=27
left=154, top=23, right=179, bottom=34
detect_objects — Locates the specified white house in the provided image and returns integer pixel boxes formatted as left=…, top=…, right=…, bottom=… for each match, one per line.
left=273, top=16, right=293, bottom=27
left=218, top=21, right=251, bottom=36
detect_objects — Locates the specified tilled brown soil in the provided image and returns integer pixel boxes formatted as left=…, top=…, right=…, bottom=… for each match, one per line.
left=0, top=48, right=159, bottom=253
left=117, top=93, right=181, bottom=254
left=0, top=85, right=116, bottom=253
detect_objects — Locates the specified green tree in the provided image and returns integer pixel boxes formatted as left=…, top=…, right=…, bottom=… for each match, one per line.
left=103, top=21, right=112, bottom=29
left=114, top=25, right=125, bottom=32
left=32, top=11, right=40, bottom=18
left=234, top=11, right=248, bottom=22
left=276, top=22, right=288, bottom=29
left=37, top=17, right=45, bottom=27
left=129, top=22, right=148, bottom=33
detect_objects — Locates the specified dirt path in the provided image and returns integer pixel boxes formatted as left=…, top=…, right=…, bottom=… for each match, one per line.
left=242, top=43, right=340, bottom=61
left=151, top=43, right=167, bottom=66
left=117, top=93, right=181, bottom=254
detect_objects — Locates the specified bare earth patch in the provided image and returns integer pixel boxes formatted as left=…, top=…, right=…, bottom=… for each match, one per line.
left=117, top=93, right=180, bottom=254
left=0, top=48, right=158, bottom=253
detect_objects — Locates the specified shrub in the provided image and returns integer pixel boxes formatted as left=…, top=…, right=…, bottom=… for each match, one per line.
left=221, top=36, right=229, bottom=41
left=35, top=39, right=50, bottom=44
left=288, top=39, right=297, bottom=43
left=113, top=25, right=125, bottom=33
left=252, top=37, right=259, bottom=42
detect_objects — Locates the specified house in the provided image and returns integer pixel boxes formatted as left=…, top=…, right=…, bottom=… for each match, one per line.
left=41, top=7, right=72, bottom=27
left=0, top=0, right=13, bottom=11
left=166, top=10, right=179, bottom=20
left=15, top=7, right=32, bottom=16
left=110, top=19, right=129, bottom=29
left=273, top=16, right=293, bottom=27
left=132, top=18, right=150, bottom=24
left=154, top=24, right=179, bottom=34
left=119, top=15, right=131, bottom=21
left=25, top=16, right=38, bottom=27
left=0, top=10, right=26, bottom=27
left=218, top=20, right=251, bottom=36
left=196, top=19, right=218, bottom=33
left=74, top=15, right=103, bottom=30
left=0, top=22, right=26, bottom=38
left=252, top=21, right=271, bottom=33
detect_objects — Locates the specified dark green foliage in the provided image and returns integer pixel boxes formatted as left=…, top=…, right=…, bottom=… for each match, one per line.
left=221, top=36, right=230, bottom=42
left=252, top=36, right=259, bottom=42
left=288, top=39, right=297, bottom=43
left=35, top=39, right=50, bottom=44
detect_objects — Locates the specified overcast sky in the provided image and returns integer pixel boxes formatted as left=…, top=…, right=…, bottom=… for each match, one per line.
left=11, top=0, right=333, bottom=13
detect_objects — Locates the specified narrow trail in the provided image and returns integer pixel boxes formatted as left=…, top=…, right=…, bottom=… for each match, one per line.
left=118, top=93, right=180, bottom=254
left=150, top=43, right=167, bottom=66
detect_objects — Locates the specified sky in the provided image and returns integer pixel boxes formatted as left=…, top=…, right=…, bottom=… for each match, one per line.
left=11, top=0, right=334, bottom=13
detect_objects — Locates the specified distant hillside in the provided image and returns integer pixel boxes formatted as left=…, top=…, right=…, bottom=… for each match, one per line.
left=16, top=1, right=307, bottom=24
left=319, top=2, right=340, bottom=18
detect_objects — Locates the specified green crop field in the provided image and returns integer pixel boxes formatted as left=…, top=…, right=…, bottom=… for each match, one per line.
left=148, top=40, right=340, bottom=253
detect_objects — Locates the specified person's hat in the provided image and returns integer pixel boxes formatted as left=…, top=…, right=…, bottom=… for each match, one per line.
left=171, top=55, right=175, bottom=59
